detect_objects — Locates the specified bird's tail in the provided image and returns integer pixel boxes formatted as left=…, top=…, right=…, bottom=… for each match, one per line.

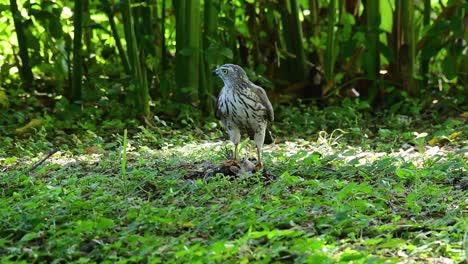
left=264, top=128, right=274, bottom=144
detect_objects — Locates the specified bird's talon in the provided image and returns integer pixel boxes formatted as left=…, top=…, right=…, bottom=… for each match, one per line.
left=254, top=163, right=263, bottom=171
left=224, top=159, right=239, bottom=167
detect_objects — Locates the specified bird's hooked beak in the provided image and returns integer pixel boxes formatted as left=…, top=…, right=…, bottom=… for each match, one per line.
left=213, top=68, right=219, bottom=76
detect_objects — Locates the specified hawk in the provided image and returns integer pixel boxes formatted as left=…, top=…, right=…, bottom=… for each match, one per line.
left=214, top=64, right=274, bottom=170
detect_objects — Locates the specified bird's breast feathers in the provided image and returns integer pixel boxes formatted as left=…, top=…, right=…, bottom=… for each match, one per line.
left=217, top=87, right=267, bottom=127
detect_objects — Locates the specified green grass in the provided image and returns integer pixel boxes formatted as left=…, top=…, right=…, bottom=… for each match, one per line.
left=1, top=103, right=467, bottom=263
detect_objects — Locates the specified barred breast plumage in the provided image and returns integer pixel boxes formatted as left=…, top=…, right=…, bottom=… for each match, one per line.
left=214, top=64, right=274, bottom=170
left=217, top=83, right=266, bottom=130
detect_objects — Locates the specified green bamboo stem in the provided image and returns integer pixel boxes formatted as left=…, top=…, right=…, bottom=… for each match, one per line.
left=83, top=0, right=92, bottom=61
left=420, top=0, right=430, bottom=87
left=461, top=3, right=468, bottom=86
left=122, top=0, right=150, bottom=117
left=72, top=0, right=83, bottom=103
left=185, top=0, right=200, bottom=100
left=402, top=0, right=416, bottom=95
left=364, top=0, right=380, bottom=101
left=200, top=0, right=218, bottom=114
left=174, top=0, right=186, bottom=100
left=226, top=4, right=239, bottom=64
left=161, top=0, right=167, bottom=70
left=310, top=0, right=320, bottom=38
left=9, top=0, right=34, bottom=88
left=174, top=0, right=200, bottom=103
left=324, top=0, right=336, bottom=81
left=104, top=0, right=131, bottom=75
left=280, top=0, right=307, bottom=82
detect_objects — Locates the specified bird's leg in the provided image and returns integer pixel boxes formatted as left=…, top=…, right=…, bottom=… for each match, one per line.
left=224, top=127, right=241, bottom=167
left=233, top=143, right=239, bottom=163
left=224, top=143, right=240, bottom=166
left=253, top=125, right=267, bottom=171
left=255, top=145, right=263, bottom=171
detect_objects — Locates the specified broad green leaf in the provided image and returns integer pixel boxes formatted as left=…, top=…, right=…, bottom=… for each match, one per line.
left=0, top=4, right=9, bottom=13
left=395, top=168, right=414, bottom=179
left=20, top=233, right=37, bottom=242
left=340, top=249, right=366, bottom=261
left=441, top=55, right=457, bottom=80
left=96, top=217, right=115, bottom=230
left=219, top=47, right=233, bottom=59
left=380, top=238, right=406, bottom=248
left=4, top=156, right=17, bottom=165
left=179, top=47, right=198, bottom=56
left=379, top=0, right=393, bottom=32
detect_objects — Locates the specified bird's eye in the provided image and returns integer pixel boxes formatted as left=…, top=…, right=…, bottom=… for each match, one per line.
left=221, top=69, right=228, bottom=75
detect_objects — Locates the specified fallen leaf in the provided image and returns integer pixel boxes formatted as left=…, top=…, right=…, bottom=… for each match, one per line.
left=179, top=222, right=194, bottom=228
left=85, top=146, right=103, bottom=154
left=447, top=131, right=462, bottom=140
left=15, top=119, right=44, bottom=135
left=428, top=138, right=439, bottom=146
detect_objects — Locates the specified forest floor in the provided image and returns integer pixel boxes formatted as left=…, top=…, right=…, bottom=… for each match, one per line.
left=1, top=101, right=467, bottom=263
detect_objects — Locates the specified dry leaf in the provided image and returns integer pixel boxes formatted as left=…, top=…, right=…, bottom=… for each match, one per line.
left=15, top=119, right=44, bottom=135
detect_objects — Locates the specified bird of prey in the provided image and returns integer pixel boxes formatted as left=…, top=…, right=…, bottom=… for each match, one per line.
left=214, top=64, right=274, bottom=170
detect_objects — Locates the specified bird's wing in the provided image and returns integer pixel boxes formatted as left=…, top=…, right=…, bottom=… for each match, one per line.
left=215, top=88, right=224, bottom=119
left=215, top=96, right=221, bottom=118
left=251, top=84, right=274, bottom=122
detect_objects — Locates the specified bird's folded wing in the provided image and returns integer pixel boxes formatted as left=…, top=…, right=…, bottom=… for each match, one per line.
left=251, top=84, right=274, bottom=122
left=215, top=88, right=224, bottom=118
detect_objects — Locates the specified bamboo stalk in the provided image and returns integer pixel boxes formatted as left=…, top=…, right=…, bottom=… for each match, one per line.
left=104, top=0, right=131, bottom=75
left=402, top=0, right=417, bottom=95
left=309, top=0, right=323, bottom=65
left=174, top=0, right=186, bottom=100
left=201, top=0, right=218, bottom=114
left=310, top=0, right=320, bottom=38
left=161, top=0, right=167, bottom=70
left=72, top=0, right=83, bottom=103
left=174, top=0, right=200, bottom=103
left=364, top=0, right=380, bottom=101
left=9, top=0, right=34, bottom=88
left=324, top=0, right=336, bottom=81
left=461, top=3, right=468, bottom=86
left=420, top=0, right=430, bottom=87
left=280, top=0, right=307, bottom=82
left=122, top=0, right=150, bottom=117
left=185, top=0, right=200, bottom=100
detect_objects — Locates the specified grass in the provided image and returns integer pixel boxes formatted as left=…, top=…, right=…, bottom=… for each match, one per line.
left=0, top=101, right=467, bottom=263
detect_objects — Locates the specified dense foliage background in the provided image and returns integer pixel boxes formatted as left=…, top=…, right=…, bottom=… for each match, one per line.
left=0, top=0, right=467, bottom=263
left=1, top=0, right=466, bottom=127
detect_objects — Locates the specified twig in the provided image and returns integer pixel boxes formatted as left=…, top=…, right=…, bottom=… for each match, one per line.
left=25, top=149, right=58, bottom=174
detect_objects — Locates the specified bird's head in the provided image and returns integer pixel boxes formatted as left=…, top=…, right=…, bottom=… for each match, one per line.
left=213, top=64, right=249, bottom=86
